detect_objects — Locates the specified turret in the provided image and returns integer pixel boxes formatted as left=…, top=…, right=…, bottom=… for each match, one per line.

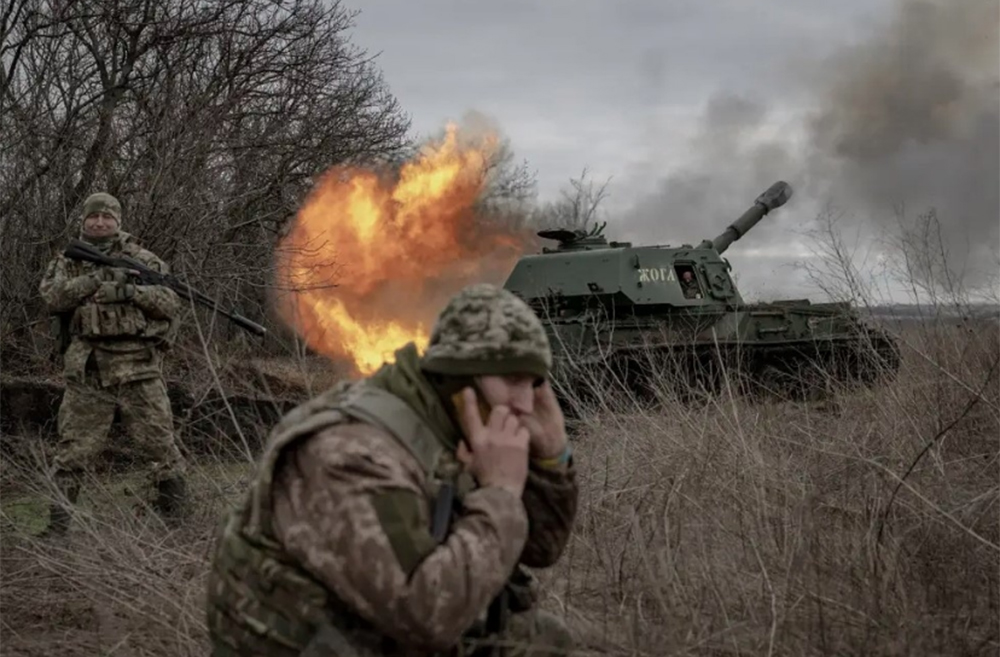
left=700, top=181, right=793, bottom=254
left=537, top=222, right=630, bottom=253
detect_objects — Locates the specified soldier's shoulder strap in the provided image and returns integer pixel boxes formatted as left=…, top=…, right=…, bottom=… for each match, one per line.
left=247, top=381, right=446, bottom=535
left=123, top=243, right=167, bottom=271
left=335, top=384, right=462, bottom=546
left=334, top=383, right=444, bottom=478
left=246, top=381, right=354, bottom=535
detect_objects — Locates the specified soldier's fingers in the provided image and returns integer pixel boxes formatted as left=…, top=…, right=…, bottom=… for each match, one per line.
left=514, top=426, right=530, bottom=448
left=536, top=380, right=555, bottom=403
left=459, top=387, right=486, bottom=449
left=500, top=411, right=522, bottom=439
left=539, top=381, right=563, bottom=413
left=456, top=440, right=473, bottom=466
left=533, top=384, right=550, bottom=412
left=487, top=404, right=511, bottom=433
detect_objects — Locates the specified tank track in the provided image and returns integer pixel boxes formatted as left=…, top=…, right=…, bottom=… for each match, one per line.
left=554, top=327, right=901, bottom=404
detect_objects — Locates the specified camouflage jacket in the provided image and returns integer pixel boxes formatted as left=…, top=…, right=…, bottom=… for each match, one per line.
left=39, top=231, right=181, bottom=387
left=206, top=350, right=579, bottom=656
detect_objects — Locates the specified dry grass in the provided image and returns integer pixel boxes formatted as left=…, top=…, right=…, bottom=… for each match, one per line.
left=1, top=460, right=252, bottom=656
left=543, top=317, right=999, bottom=656
left=1, top=315, right=997, bottom=656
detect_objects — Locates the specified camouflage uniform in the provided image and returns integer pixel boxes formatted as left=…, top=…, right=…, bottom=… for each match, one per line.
left=206, top=284, right=579, bottom=656
left=38, top=192, right=188, bottom=534
left=680, top=276, right=702, bottom=300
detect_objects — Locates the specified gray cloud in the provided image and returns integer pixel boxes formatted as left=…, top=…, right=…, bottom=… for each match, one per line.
left=805, top=0, right=998, bottom=275
left=615, top=93, right=800, bottom=251
left=618, top=0, right=999, bottom=292
left=350, top=0, right=874, bottom=193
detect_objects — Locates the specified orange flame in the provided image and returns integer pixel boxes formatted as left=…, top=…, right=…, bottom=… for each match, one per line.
left=274, top=123, right=529, bottom=376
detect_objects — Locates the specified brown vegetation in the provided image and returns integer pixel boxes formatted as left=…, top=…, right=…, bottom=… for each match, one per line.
left=2, top=309, right=996, bottom=656
left=550, top=316, right=998, bottom=655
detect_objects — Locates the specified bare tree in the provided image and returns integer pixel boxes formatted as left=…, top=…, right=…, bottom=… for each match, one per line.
left=798, top=204, right=883, bottom=307
left=476, top=138, right=537, bottom=213
left=530, top=167, right=612, bottom=231
left=1, top=0, right=411, bottom=370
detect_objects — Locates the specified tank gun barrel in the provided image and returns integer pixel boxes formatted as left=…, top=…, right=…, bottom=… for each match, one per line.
left=707, top=181, right=793, bottom=254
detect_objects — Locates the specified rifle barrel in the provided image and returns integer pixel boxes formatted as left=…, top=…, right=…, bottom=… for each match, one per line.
left=63, top=239, right=267, bottom=337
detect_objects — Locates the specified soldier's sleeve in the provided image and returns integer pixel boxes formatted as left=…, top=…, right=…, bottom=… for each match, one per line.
left=519, top=459, right=579, bottom=568
left=38, top=255, right=100, bottom=312
left=271, top=422, right=530, bottom=651
left=131, top=252, right=181, bottom=320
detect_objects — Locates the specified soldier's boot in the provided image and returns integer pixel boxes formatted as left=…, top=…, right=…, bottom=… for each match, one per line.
left=39, top=474, right=80, bottom=539
left=151, top=475, right=189, bottom=522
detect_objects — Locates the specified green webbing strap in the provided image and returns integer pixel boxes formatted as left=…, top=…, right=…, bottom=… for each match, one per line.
left=336, top=384, right=445, bottom=479
left=246, top=407, right=347, bottom=536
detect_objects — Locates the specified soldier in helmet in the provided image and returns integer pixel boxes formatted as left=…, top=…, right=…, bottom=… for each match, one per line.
left=206, top=283, right=579, bottom=656
left=679, top=269, right=702, bottom=300
left=38, top=192, right=188, bottom=535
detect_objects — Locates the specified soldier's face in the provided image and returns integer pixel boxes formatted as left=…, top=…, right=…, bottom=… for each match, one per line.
left=82, top=211, right=119, bottom=238
left=474, top=374, right=540, bottom=416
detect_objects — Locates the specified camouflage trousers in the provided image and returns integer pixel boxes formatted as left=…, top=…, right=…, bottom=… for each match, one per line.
left=53, top=371, right=187, bottom=485
left=462, top=608, right=575, bottom=657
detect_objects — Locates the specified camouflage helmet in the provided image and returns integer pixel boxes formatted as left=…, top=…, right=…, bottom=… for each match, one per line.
left=82, top=192, right=122, bottom=222
left=420, top=283, right=551, bottom=379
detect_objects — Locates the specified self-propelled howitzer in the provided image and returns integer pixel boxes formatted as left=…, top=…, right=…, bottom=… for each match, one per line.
left=502, top=180, right=899, bottom=401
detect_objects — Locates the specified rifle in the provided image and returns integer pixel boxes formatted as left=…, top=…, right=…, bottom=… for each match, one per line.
left=64, top=238, right=268, bottom=337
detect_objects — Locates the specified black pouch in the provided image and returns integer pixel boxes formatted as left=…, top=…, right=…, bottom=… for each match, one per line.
left=504, top=565, right=536, bottom=613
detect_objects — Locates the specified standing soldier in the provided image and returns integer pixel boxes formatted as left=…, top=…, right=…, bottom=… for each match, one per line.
left=206, top=283, right=579, bottom=656
left=39, top=192, right=188, bottom=536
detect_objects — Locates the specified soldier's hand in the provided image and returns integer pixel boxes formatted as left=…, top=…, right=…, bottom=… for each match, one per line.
left=458, top=387, right=530, bottom=498
left=93, top=281, right=136, bottom=304
left=104, top=267, right=140, bottom=284
left=74, top=272, right=104, bottom=294
left=518, top=379, right=568, bottom=460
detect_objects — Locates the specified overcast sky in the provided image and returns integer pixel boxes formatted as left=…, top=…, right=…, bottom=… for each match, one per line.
left=349, top=0, right=999, bottom=302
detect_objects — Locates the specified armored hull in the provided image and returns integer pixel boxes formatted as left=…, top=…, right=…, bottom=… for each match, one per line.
left=502, top=181, right=901, bottom=401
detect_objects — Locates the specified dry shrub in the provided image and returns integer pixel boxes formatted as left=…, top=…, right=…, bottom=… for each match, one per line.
left=1, top=456, right=252, bottom=656
left=3, top=316, right=994, bottom=656
left=543, top=317, right=999, bottom=656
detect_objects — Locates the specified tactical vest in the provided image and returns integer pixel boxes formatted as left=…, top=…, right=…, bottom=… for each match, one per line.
left=205, top=381, right=475, bottom=657
left=62, top=238, right=175, bottom=343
